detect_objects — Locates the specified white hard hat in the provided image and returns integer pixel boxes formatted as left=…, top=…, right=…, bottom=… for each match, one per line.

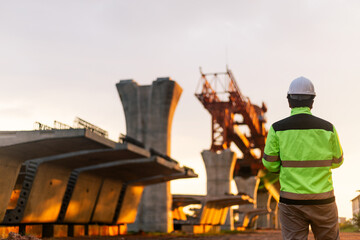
left=288, top=76, right=316, bottom=96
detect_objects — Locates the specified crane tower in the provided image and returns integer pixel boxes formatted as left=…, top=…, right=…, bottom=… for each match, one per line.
left=195, top=67, right=268, bottom=177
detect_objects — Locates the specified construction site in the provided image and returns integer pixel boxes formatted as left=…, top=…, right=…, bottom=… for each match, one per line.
left=0, top=67, right=353, bottom=240
left=5, top=0, right=360, bottom=238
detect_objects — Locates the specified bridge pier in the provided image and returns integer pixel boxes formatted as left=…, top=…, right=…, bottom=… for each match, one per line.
left=234, top=176, right=260, bottom=227
left=117, top=78, right=182, bottom=233
left=201, top=149, right=236, bottom=230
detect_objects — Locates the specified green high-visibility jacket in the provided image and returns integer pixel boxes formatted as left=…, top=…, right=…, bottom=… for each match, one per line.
left=262, top=107, right=343, bottom=202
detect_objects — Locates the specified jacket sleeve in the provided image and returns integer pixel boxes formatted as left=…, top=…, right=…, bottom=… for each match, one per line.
left=331, top=126, right=343, bottom=169
left=262, top=126, right=281, bottom=172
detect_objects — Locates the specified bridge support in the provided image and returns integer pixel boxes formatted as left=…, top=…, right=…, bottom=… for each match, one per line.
left=201, top=149, right=236, bottom=230
left=234, top=176, right=260, bottom=227
left=117, top=78, right=182, bottom=233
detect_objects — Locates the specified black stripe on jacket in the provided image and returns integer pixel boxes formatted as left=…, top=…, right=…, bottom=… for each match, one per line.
left=273, top=114, right=333, bottom=132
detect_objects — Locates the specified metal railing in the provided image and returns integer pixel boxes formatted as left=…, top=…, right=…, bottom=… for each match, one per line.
left=34, top=118, right=108, bottom=139
left=33, top=122, right=52, bottom=131
left=53, top=120, right=72, bottom=130
left=74, top=117, right=108, bottom=138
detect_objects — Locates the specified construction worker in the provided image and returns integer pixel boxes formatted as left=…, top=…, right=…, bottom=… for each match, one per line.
left=262, top=77, right=343, bottom=240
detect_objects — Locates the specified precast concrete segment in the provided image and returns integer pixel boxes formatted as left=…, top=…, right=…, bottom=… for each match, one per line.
left=172, top=206, right=187, bottom=221
left=219, top=207, right=229, bottom=225
left=0, top=159, right=22, bottom=222
left=116, top=185, right=144, bottom=224
left=21, top=163, right=71, bottom=223
left=172, top=194, right=252, bottom=227
left=198, top=195, right=253, bottom=226
left=173, top=194, right=254, bottom=210
left=79, top=156, right=193, bottom=184
left=63, top=173, right=103, bottom=224
left=117, top=78, right=182, bottom=233
left=5, top=143, right=149, bottom=224
left=172, top=195, right=204, bottom=208
left=80, top=156, right=195, bottom=224
left=0, top=130, right=115, bottom=160
left=204, top=195, right=254, bottom=207
left=61, top=155, right=195, bottom=225
left=26, top=142, right=150, bottom=169
left=129, top=170, right=197, bottom=186
left=91, top=178, right=123, bottom=224
left=0, top=129, right=115, bottom=223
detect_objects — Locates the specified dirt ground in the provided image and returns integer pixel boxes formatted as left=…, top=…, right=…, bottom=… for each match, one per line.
left=45, top=230, right=360, bottom=240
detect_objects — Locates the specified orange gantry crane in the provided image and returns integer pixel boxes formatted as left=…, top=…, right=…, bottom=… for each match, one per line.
left=195, top=67, right=268, bottom=177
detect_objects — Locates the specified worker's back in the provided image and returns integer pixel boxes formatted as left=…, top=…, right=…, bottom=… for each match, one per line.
left=266, top=107, right=343, bottom=201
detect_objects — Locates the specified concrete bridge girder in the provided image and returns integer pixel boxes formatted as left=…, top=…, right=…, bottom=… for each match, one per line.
left=0, top=129, right=114, bottom=223
left=0, top=129, right=196, bottom=227
left=62, top=155, right=195, bottom=225
left=172, top=194, right=253, bottom=230
left=4, top=139, right=151, bottom=224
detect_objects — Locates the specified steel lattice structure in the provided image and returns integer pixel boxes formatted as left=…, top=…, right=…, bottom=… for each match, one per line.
left=195, top=67, right=268, bottom=176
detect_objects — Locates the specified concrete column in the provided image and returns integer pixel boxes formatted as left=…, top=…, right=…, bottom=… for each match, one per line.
left=255, top=189, right=270, bottom=228
left=201, top=149, right=236, bottom=230
left=234, top=176, right=260, bottom=226
left=117, top=78, right=182, bottom=233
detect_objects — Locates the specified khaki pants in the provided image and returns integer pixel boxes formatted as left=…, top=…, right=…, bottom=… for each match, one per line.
left=278, top=202, right=340, bottom=240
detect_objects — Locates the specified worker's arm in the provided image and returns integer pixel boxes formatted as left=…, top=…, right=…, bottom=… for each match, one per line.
left=331, top=126, right=343, bottom=169
left=262, top=126, right=281, bottom=172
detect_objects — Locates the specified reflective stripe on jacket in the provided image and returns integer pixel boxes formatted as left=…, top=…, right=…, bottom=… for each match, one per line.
left=262, top=107, right=343, bottom=201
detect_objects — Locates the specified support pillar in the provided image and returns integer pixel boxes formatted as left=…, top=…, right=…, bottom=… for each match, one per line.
left=201, top=149, right=236, bottom=230
left=256, top=189, right=270, bottom=228
left=234, top=176, right=260, bottom=226
left=117, top=78, right=182, bottom=233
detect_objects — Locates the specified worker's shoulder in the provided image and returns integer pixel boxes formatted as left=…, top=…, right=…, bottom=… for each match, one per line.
left=272, top=114, right=333, bottom=132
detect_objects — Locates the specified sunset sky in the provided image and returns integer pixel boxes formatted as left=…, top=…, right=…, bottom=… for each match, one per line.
left=1, top=0, right=360, bottom=218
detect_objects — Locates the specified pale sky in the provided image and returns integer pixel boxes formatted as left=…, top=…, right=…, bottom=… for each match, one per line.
left=1, top=0, right=359, bottom=219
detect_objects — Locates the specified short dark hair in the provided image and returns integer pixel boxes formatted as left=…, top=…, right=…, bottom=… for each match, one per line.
left=287, top=94, right=315, bottom=108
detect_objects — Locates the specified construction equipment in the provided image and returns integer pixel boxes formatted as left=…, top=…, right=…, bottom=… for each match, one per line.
left=195, top=67, right=268, bottom=176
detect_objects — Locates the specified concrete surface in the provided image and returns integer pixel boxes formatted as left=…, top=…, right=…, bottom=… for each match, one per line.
left=117, top=77, right=182, bottom=233
left=201, top=149, right=237, bottom=230
left=234, top=176, right=260, bottom=226
left=4, top=132, right=195, bottom=225
left=91, top=178, right=123, bottom=223
left=0, top=129, right=114, bottom=223
left=22, top=163, right=71, bottom=223
left=63, top=172, right=103, bottom=223
left=10, top=142, right=149, bottom=223
left=62, top=155, right=195, bottom=225
left=116, top=185, right=144, bottom=224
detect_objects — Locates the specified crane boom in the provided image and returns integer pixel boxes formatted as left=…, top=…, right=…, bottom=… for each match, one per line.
left=195, top=67, right=268, bottom=176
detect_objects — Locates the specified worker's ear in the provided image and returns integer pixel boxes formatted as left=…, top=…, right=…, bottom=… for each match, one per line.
left=309, top=100, right=314, bottom=109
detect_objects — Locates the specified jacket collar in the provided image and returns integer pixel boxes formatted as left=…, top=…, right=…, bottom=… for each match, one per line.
left=291, top=107, right=312, bottom=116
